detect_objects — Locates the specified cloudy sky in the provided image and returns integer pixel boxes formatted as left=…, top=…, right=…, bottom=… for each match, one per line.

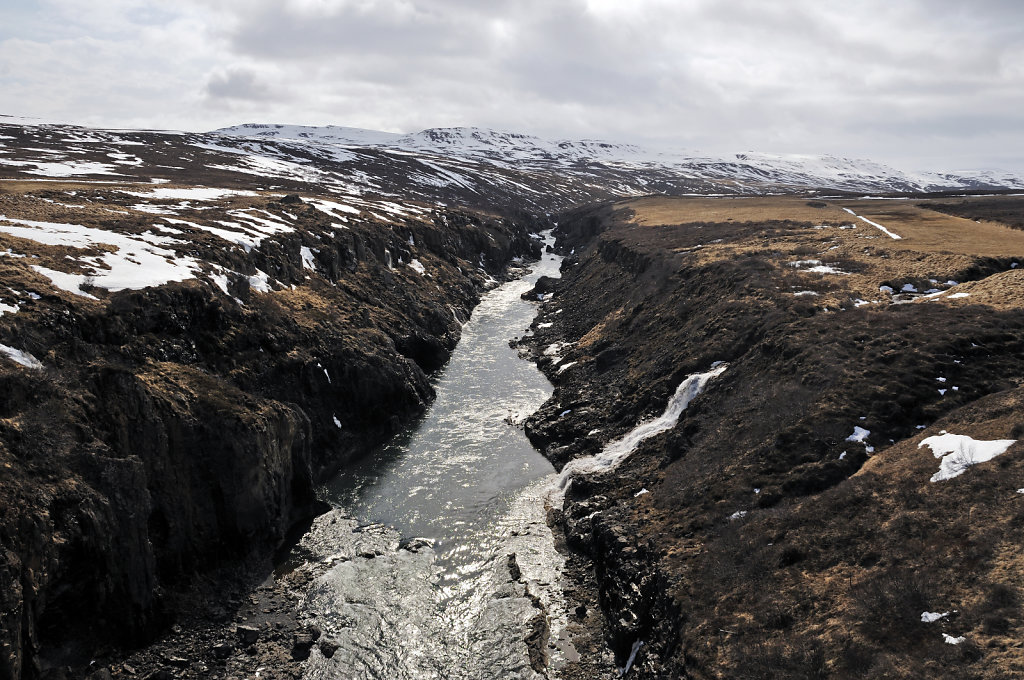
left=2, top=0, right=1023, bottom=172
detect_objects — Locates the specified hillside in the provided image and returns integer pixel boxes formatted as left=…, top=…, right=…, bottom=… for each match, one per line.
left=523, top=194, right=1024, bottom=678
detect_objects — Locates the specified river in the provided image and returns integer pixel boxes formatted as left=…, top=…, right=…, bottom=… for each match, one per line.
left=290, top=236, right=575, bottom=679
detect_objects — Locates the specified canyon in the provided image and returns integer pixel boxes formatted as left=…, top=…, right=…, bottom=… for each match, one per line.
left=2, top=119, right=1024, bottom=679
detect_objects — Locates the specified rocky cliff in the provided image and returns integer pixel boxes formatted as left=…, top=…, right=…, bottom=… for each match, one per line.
left=0, top=176, right=543, bottom=678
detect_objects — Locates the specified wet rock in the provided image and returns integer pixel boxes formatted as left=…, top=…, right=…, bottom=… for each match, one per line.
left=521, top=275, right=559, bottom=300
left=400, top=537, right=435, bottom=553
left=236, top=624, right=260, bottom=645
left=212, top=641, right=234, bottom=659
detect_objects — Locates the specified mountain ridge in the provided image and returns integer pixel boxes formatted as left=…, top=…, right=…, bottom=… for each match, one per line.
left=213, top=122, right=1024, bottom=194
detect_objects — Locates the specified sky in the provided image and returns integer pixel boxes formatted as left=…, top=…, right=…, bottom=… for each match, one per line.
left=2, top=0, right=1023, bottom=173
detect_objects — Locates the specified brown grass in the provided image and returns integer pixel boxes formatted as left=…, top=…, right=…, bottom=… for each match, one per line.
left=623, top=195, right=1024, bottom=259
left=624, top=195, right=850, bottom=226
left=838, top=199, right=1024, bottom=257
left=612, top=195, right=1024, bottom=312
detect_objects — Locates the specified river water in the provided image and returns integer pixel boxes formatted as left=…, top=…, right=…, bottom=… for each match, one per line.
left=292, top=238, right=574, bottom=679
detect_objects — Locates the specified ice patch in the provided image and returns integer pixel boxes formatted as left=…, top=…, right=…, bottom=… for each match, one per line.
left=309, top=198, right=361, bottom=220
left=921, top=611, right=950, bottom=623
left=0, top=343, right=43, bottom=369
left=621, top=640, right=644, bottom=677
left=409, top=259, right=426, bottom=274
left=841, top=207, right=902, bottom=239
left=556, top=361, right=577, bottom=374
left=942, top=634, right=966, bottom=645
left=846, top=426, right=870, bottom=443
left=919, top=432, right=1017, bottom=482
left=789, top=259, right=847, bottom=274
left=0, top=158, right=122, bottom=177
left=248, top=270, right=273, bottom=293
left=846, top=426, right=874, bottom=453
left=301, top=246, right=317, bottom=270
left=164, top=217, right=262, bottom=252
left=124, top=187, right=257, bottom=201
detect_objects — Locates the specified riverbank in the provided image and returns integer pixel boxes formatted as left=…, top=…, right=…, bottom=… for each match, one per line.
left=523, top=195, right=1024, bottom=678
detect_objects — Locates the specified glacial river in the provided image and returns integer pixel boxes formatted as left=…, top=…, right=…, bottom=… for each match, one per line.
left=293, top=237, right=575, bottom=679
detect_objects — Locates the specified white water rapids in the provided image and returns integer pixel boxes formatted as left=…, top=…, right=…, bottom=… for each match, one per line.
left=287, top=233, right=726, bottom=679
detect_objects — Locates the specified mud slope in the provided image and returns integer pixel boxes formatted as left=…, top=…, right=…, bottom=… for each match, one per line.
left=524, top=196, right=1024, bottom=678
left=0, top=176, right=543, bottom=679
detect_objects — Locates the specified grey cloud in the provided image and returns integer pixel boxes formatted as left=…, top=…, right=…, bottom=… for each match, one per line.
left=205, top=68, right=272, bottom=101
left=5, top=0, right=1023, bottom=172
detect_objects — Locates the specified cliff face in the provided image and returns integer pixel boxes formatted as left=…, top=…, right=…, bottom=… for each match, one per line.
left=0, top=181, right=544, bottom=679
left=525, top=195, right=1024, bottom=678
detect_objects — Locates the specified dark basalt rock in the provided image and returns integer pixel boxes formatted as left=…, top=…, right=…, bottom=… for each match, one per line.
left=520, top=275, right=559, bottom=301
left=0, top=203, right=548, bottom=679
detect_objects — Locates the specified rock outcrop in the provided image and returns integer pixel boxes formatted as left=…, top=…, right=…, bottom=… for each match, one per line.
left=0, top=183, right=544, bottom=678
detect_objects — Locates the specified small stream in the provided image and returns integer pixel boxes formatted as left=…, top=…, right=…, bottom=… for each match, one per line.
left=291, top=236, right=574, bottom=679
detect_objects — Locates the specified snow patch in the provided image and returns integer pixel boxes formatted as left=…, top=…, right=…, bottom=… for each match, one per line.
left=300, top=246, right=317, bottom=270
left=124, top=187, right=257, bottom=201
left=841, top=207, right=902, bottom=239
left=0, top=343, right=43, bottom=369
left=557, top=364, right=727, bottom=492
left=919, top=432, right=1017, bottom=482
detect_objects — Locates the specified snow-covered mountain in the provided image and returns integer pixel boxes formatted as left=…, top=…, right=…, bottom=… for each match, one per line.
left=214, top=123, right=1024, bottom=195
left=2, top=118, right=1022, bottom=217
